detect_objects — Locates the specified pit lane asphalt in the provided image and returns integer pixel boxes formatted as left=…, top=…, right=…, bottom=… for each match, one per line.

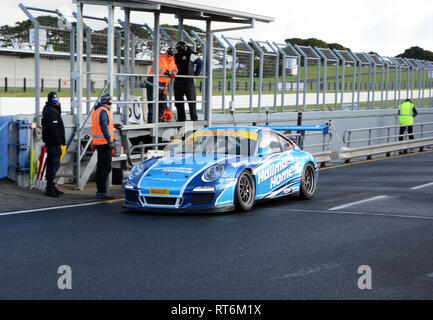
left=1, top=151, right=432, bottom=299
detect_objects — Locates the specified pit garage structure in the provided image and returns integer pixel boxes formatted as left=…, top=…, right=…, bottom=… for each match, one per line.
left=69, top=0, right=274, bottom=188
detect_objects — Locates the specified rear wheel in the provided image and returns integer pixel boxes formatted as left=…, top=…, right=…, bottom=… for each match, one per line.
left=299, top=163, right=317, bottom=200
left=235, top=170, right=256, bottom=211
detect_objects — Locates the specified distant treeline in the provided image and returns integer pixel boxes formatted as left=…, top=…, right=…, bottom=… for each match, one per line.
left=1, top=17, right=432, bottom=61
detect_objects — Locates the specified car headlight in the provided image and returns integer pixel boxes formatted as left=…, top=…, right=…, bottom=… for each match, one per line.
left=202, top=164, right=225, bottom=182
left=129, top=162, right=145, bottom=180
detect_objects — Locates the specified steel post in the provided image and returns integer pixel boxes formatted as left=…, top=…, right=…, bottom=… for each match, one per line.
left=251, top=39, right=264, bottom=113
left=241, top=38, right=254, bottom=112
left=267, top=41, right=279, bottom=112
left=85, top=26, right=91, bottom=114
left=19, top=4, right=40, bottom=114
left=75, top=1, right=84, bottom=188
left=205, top=20, right=212, bottom=126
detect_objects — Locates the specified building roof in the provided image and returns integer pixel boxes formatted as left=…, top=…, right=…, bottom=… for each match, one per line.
left=77, top=0, right=274, bottom=24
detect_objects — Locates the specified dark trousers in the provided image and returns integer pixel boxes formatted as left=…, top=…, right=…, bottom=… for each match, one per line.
left=146, top=79, right=167, bottom=123
left=174, top=80, right=198, bottom=121
left=46, top=145, right=61, bottom=190
left=95, top=145, right=112, bottom=193
left=399, top=125, right=414, bottom=141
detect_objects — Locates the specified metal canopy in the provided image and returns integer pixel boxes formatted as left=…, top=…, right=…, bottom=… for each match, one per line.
left=334, top=50, right=355, bottom=63
left=317, top=48, right=338, bottom=62
left=76, top=0, right=274, bottom=23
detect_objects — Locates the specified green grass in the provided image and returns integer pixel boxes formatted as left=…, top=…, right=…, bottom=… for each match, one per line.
left=1, top=66, right=429, bottom=98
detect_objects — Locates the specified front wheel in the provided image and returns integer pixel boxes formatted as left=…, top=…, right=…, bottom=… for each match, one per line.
left=299, top=163, right=317, bottom=200
left=235, top=170, right=256, bottom=212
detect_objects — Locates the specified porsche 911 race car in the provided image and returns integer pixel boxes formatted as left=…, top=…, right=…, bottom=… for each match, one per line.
left=123, top=125, right=327, bottom=213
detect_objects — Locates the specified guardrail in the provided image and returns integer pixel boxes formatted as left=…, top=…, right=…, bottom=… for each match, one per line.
left=340, top=122, right=433, bottom=161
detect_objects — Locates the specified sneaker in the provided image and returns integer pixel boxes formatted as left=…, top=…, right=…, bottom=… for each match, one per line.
left=54, top=186, right=64, bottom=195
left=96, top=192, right=114, bottom=200
left=45, top=189, right=59, bottom=198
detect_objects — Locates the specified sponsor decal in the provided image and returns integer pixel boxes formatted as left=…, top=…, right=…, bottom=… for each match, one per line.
left=158, top=167, right=194, bottom=174
left=283, top=188, right=292, bottom=194
left=150, top=188, right=170, bottom=196
left=257, top=156, right=296, bottom=189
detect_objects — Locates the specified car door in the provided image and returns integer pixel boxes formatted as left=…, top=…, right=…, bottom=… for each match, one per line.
left=254, top=131, right=297, bottom=199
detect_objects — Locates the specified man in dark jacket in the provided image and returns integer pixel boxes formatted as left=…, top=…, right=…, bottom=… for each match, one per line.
left=42, top=91, right=66, bottom=197
left=174, top=41, right=203, bottom=121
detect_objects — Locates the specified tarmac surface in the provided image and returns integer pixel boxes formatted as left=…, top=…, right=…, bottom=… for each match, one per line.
left=0, top=150, right=432, bottom=299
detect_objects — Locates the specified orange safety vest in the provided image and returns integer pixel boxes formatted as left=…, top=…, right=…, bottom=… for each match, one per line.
left=91, top=106, right=115, bottom=145
left=149, top=53, right=178, bottom=93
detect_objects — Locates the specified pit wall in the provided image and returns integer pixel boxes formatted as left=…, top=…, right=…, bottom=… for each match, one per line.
left=3, top=110, right=433, bottom=187
left=213, top=108, right=433, bottom=153
left=5, top=113, right=122, bottom=188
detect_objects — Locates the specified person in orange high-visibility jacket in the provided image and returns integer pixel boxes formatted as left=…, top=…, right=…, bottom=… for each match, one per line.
left=145, top=48, right=178, bottom=123
left=91, top=94, right=115, bottom=200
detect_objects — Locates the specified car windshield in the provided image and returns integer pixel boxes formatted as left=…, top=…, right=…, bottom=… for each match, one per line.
left=173, top=129, right=258, bottom=156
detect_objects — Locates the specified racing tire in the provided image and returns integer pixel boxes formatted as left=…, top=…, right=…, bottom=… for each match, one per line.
left=299, top=162, right=317, bottom=200
left=235, top=170, right=256, bottom=212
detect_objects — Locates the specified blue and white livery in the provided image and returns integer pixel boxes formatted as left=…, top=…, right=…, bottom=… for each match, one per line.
left=123, top=126, right=325, bottom=212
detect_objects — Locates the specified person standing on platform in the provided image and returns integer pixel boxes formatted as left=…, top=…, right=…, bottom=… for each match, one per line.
left=174, top=41, right=203, bottom=122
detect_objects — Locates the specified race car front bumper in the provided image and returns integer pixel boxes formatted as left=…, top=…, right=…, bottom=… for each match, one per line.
left=122, top=189, right=235, bottom=213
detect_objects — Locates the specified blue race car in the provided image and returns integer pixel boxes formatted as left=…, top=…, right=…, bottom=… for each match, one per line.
left=123, top=126, right=326, bottom=213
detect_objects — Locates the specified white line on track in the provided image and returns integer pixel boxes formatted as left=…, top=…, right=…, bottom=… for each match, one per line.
left=268, top=207, right=433, bottom=221
left=0, top=199, right=123, bottom=217
left=410, top=182, right=433, bottom=190
left=328, top=195, right=388, bottom=211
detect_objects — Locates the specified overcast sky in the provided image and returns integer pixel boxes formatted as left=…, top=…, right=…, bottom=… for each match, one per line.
left=5, top=0, right=433, bottom=56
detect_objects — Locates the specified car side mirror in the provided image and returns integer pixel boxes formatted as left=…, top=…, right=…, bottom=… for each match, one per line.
left=257, top=147, right=273, bottom=157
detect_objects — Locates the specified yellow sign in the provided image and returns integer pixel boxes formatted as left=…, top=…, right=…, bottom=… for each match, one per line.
left=149, top=188, right=170, bottom=196
left=191, top=130, right=258, bottom=141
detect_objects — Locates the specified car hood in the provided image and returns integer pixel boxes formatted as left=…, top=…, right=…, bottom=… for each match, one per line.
left=143, top=153, right=237, bottom=182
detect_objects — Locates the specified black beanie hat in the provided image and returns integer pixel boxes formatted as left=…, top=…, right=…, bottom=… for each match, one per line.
left=48, top=91, right=57, bottom=103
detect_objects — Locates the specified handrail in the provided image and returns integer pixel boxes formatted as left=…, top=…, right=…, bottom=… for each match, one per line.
left=66, top=80, right=111, bottom=150
left=343, top=122, right=433, bottom=146
left=343, top=122, right=433, bottom=135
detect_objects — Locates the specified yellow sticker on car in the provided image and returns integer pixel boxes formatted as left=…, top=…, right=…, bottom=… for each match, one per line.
left=191, top=130, right=258, bottom=141
left=149, top=188, right=170, bottom=196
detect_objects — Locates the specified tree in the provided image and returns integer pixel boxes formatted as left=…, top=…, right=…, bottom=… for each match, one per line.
left=284, top=37, right=349, bottom=51
left=396, top=46, right=433, bottom=61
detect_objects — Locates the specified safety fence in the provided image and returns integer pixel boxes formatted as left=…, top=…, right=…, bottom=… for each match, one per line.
left=2, top=3, right=431, bottom=118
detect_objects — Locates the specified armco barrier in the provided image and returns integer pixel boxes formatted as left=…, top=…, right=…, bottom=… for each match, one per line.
left=339, top=137, right=433, bottom=161
left=0, top=116, right=10, bottom=179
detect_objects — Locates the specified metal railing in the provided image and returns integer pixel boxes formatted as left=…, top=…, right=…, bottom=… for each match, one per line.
left=343, top=122, right=433, bottom=148
left=340, top=122, right=433, bottom=161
